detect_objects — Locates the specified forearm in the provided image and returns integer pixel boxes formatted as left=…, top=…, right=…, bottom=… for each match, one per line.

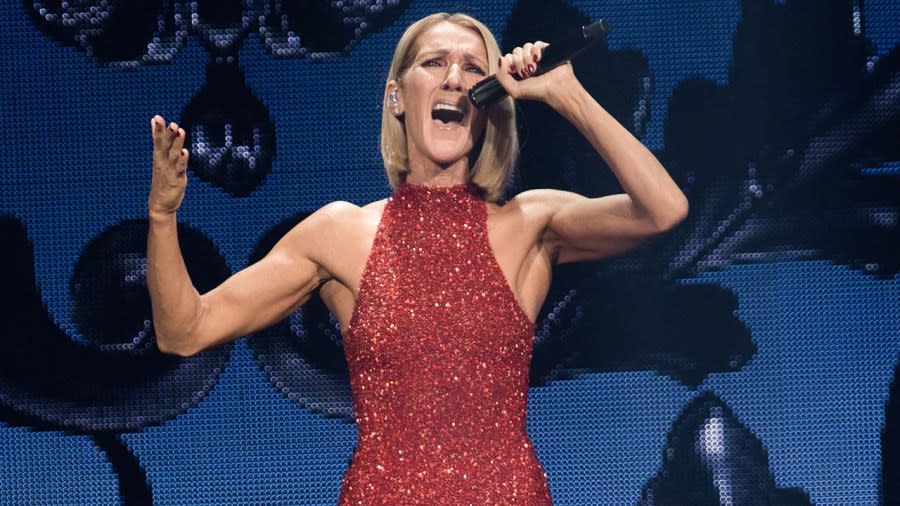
left=146, top=211, right=205, bottom=355
left=548, top=85, right=688, bottom=229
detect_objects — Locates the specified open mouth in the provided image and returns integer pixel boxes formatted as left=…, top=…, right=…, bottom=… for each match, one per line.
left=431, top=102, right=466, bottom=125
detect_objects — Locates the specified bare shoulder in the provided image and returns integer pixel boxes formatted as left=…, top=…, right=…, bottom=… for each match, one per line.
left=260, top=197, right=387, bottom=289
left=485, top=189, right=573, bottom=253
left=280, top=199, right=386, bottom=240
left=320, top=197, right=388, bottom=219
left=321, top=198, right=388, bottom=216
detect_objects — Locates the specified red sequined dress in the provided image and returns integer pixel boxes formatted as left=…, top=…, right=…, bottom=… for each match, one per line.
left=338, top=183, right=552, bottom=505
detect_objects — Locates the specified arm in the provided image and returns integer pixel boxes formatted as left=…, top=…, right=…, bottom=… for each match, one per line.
left=148, top=212, right=328, bottom=357
left=147, top=116, right=329, bottom=356
left=496, top=44, right=689, bottom=263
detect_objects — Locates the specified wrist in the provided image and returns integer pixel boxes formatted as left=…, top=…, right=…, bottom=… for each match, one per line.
left=548, top=84, right=605, bottom=127
left=547, top=81, right=588, bottom=112
left=148, top=207, right=177, bottom=225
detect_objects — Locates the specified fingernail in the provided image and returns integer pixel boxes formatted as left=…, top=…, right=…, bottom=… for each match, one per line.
left=529, top=64, right=535, bottom=73
left=533, top=54, right=539, bottom=62
left=510, top=65, right=516, bottom=73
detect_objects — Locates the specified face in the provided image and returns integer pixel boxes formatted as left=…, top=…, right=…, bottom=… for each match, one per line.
left=391, top=22, right=489, bottom=173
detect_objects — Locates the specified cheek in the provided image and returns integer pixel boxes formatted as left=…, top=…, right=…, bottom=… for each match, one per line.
left=404, top=69, right=440, bottom=96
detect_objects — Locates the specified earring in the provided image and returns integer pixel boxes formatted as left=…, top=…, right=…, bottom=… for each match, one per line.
left=389, top=89, right=398, bottom=104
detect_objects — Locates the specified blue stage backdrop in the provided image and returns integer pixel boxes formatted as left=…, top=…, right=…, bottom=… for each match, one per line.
left=1, top=0, right=898, bottom=504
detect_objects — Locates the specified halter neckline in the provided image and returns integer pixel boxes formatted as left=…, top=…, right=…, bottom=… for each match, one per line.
left=398, top=182, right=480, bottom=198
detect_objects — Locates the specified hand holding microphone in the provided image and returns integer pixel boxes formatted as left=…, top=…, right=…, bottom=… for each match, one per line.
left=469, top=20, right=611, bottom=108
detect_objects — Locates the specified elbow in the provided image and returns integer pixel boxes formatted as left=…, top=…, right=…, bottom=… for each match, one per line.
left=672, top=194, right=690, bottom=226
left=653, top=194, right=689, bottom=233
left=153, top=299, right=209, bottom=357
left=155, top=327, right=202, bottom=357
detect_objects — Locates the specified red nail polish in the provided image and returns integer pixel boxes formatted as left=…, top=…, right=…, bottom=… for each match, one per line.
left=533, top=54, right=539, bottom=62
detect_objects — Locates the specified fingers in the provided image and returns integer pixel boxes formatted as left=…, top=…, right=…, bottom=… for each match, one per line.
left=151, top=117, right=175, bottom=155
left=168, top=126, right=186, bottom=166
left=151, top=117, right=185, bottom=158
left=495, top=53, right=515, bottom=86
left=148, top=116, right=189, bottom=215
left=504, top=41, right=547, bottom=79
left=495, top=56, right=519, bottom=98
left=151, top=115, right=165, bottom=151
left=502, top=53, right=516, bottom=76
left=496, top=40, right=561, bottom=103
left=512, top=47, right=528, bottom=79
left=522, top=43, right=537, bottom=75
left=176, top=148, right=190, bottom=174
left=533, top=41, right=548, bottom=65
left=151, top=116, right=191, bottom=180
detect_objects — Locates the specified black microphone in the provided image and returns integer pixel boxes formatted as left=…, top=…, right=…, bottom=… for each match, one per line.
left=468, top=19, right=611, bottom=108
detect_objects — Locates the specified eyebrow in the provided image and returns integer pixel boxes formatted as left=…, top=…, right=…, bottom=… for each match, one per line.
left=417, top=49, right=487, bottom=68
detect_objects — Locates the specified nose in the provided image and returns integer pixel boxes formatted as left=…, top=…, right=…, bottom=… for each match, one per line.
left=441, top=63, right=464, bottom=92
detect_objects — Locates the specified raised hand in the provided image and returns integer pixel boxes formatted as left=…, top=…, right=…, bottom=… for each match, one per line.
left=148, top=115, right=189, bottom=217
left=495, top=41, right=580, bottom=105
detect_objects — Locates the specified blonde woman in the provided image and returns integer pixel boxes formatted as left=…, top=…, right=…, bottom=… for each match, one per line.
left=147, top=12, right=687, bottom=505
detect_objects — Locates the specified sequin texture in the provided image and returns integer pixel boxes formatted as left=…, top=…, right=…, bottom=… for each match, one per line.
left=338, top=183, right=552, bottom=505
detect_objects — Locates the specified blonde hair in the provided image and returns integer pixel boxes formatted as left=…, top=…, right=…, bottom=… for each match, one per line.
left=380, top=13, right=518, bottom=201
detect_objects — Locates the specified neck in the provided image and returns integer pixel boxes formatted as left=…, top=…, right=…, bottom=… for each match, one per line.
left=405, top=154, right=470, bottom=187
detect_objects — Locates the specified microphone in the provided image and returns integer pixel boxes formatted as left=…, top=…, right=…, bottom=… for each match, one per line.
left=468, top=19, right=611, bottom=108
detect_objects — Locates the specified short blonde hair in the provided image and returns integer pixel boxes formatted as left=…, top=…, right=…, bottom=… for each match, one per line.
left=380, top=13, right=518, bottom=201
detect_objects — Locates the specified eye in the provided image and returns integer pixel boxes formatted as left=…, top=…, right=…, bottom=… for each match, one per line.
left=422, top=59, right=442, bottom=68
left=465, top=64, right=486, bottom=75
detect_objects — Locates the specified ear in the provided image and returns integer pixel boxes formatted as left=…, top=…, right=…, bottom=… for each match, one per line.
left=385, top=80, right=404, bottom=116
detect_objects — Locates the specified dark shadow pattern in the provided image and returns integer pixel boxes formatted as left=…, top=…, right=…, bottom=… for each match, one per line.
left=244, top=213, right=354, bottom=420
left=530, top=270, right=754, bottom=388
left=25, top=0, right=411, bottom=196
left=23, top=0, right=190, bottom=68
left=638, top=392, right=812, bottom=506
left=258, top=0, right=413, bottom=59
left=180, top=59, right=277, bottom=197
left=92, top=433, right=154, bottom=506
left=0, top=216, right=234, bottom=503
left=24, top=0, right=411, bottom=64
left=0, top=404, right=152, bottom=505
left=0, top=217, right=232, bottom=432
left=505, top=0, right=652, bottom=198
left=661, top=0, right=900, bottom=280
left=502, top=1, right=898, bottom=499
left=504, top=0, right=756, bottom=390
left=503, top=0, right=898, bottom=391
left=189, top=0, right=261, bottom=57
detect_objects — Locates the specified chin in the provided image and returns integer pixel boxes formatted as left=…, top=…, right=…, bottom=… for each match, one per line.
left=429, top=147, right=473, bottom=166
left=424, top=136, right=474, bottom=162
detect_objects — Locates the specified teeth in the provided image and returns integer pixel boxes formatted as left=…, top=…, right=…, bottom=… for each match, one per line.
left=433, top=103, right=463, bottom=113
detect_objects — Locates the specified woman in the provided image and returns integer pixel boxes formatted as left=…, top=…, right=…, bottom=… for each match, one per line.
left=147, top=12, right=687, bottom=505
